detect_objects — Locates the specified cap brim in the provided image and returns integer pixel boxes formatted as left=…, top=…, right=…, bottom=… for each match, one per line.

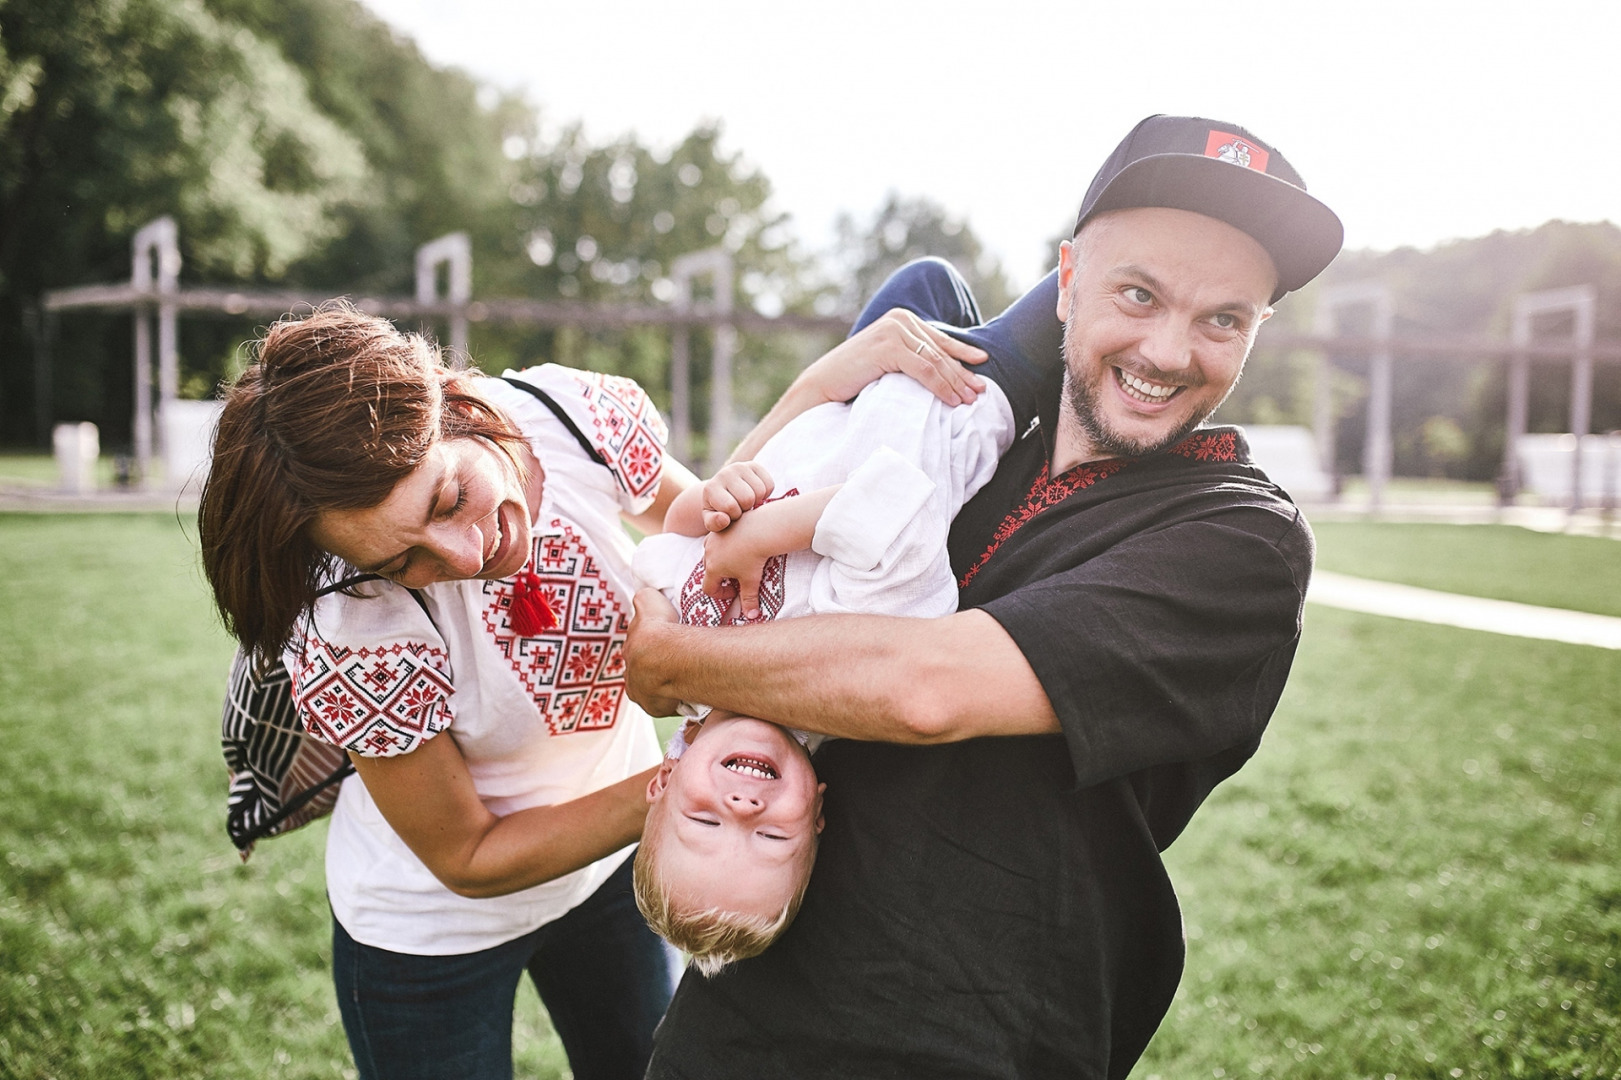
left=1084, top=154, right=1344, bottom=301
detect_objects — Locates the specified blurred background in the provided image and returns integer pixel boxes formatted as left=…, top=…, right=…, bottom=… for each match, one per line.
left=3, top=0, right=1619, bottom=498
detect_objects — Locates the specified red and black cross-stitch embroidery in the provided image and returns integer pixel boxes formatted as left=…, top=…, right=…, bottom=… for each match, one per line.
left=552, top=368, right=667, bottom=504
left=294, top=639, right=455, bottom=757
left=675, top=487, right=799, bottom=627
left=959, top=459, right=1130, bottom=589
left=1167, top=429, right=1239, bottom=462
left=482, top=518, right=629, bottom=737
left=957, top=429, right=1242, bottom=589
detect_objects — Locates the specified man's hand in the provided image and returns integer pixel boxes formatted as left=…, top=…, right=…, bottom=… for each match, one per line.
left=700, top=461, right=774, bottom=534
left=627, top=587, right=684, bottom=718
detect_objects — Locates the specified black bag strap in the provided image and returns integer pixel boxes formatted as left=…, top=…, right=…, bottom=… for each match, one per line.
left=499, top=375, right=616, bottom=480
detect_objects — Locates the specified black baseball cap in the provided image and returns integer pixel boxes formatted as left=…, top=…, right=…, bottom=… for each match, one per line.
left=1074, top=115, right=1344, bottom=302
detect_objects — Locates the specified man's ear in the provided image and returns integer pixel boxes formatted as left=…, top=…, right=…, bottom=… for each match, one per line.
left=1056, top=240, right=1078, bottom=321
left=646, top=759, right=676, bottom=803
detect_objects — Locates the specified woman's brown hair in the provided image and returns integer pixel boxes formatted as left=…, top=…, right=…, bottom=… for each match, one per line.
left=199, top=302, right=527, bottom=664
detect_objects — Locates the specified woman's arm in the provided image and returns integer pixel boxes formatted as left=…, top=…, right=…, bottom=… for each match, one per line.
left=350, top=735, right=656, bottom=899
left=622, top=455, right=700, bottom=536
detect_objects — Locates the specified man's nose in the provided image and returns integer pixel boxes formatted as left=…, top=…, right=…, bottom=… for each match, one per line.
left=724, top=791, right=765, bottom=818
left=1138, top=319, right=1194, bottom=373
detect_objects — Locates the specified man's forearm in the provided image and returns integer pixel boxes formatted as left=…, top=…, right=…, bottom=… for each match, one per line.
left=626, top=598, right=1058, bottom=743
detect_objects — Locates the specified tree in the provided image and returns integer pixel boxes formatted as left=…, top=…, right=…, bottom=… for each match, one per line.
left=0, top=0, right=368, bottom=444
left=831, top=194, right=1016, bottom=320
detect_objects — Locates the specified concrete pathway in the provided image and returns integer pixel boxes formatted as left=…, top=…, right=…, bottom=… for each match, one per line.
left=1308, top=570, right=1621, bottom=651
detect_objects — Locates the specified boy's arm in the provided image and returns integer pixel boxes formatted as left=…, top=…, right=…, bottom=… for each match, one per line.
left=699, top=486, right=840, bottom=619
left=662, top=461, right=774, bottom=537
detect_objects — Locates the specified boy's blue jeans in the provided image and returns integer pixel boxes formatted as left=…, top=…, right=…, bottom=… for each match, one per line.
left=331, top=854, right=675, bottom=1080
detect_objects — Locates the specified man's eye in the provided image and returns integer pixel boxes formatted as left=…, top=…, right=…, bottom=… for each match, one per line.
left=1124, top=286, right=1153, bottom=305
left=1211, top=313, right=1242, bottom=331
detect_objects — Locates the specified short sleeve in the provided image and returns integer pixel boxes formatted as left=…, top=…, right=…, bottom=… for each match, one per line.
left=287, top=581, right=456, bottom=758
left=504, top=364, right=668, bottom=515
left=981, top=509, right=1311, bottom=789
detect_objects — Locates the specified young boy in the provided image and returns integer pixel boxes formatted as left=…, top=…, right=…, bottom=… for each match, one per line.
left=631, top=365, right=1015, bottom=973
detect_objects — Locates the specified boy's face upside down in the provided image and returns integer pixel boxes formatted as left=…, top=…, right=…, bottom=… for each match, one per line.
left=645, top=713, right=826, bottom=922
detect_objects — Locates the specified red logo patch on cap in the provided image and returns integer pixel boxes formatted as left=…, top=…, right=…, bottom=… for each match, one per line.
left=1204, top=130, right=1269, bottom=173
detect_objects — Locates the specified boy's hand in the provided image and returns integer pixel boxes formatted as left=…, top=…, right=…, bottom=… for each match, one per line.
left=701, top=461, right=773, bottom=533
left=700, top=486, right=837, bottom=620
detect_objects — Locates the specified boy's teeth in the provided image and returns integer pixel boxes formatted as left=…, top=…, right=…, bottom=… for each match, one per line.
left=724, top=756, right=777, bottom=780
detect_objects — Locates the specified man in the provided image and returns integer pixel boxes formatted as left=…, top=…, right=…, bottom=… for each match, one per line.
left=625, top=114, right=1344, bottom=1079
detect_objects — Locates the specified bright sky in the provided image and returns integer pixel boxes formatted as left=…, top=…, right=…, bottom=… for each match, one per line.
left=362, top=0, right=1620, bottom=291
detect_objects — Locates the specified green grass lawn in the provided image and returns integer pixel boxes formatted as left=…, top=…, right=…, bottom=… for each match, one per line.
left=1, top=513, right=1616, bottom=1078
left=1312, top=521, right=1621, bottom=619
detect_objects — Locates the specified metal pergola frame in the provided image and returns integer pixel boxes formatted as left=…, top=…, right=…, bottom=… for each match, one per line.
left=39, top=218, right=1621, bottom=508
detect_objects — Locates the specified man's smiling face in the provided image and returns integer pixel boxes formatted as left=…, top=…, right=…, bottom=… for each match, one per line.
left=1054, top=206, right=1278, bottom=466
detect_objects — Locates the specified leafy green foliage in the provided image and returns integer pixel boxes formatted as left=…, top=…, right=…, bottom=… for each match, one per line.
left=1222, top=221, right=1621, bottom=483
left=832, top=192, right=1016, bottom=319
left=0, top=0, right=829, bottom=457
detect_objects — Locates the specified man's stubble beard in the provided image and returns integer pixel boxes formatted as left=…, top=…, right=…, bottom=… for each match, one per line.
left=1059, top=311, right=1236, bottom=460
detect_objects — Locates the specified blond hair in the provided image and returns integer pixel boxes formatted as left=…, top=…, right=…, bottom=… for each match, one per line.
left=632, top=824, right=814, bottom=977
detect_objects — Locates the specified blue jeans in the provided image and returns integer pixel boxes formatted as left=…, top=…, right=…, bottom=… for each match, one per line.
left=331, top=854, right=675, bottom=1080
left=850, top=255, right=983, bottom=335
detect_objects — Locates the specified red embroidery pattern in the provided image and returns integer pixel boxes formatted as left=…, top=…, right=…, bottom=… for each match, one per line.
left=294, top=639, right=454, bottom=756
left=676, top=487, right=798, bottom=627
left=956, top=429, right=1241, bottom=589
left=677, top=553, right=789, bottom=627
left=556, top=369, right=667, bottom=503
left=482, top=518, right=630, bottom=736
left=1168, top=430, right=1239, bottom=462
left=958, top=459, right=1129, bottom=590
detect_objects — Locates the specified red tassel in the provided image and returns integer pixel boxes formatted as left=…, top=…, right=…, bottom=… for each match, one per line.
left=510, top=570, right=557, bottom=636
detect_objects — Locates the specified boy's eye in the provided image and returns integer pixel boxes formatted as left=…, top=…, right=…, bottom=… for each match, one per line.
left=757, top=831, right=790, bottom=842
left=686, top=815, right=720, bottom=828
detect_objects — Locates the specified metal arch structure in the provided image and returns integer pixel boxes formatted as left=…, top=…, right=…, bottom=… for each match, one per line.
left=130, top=216, right=180, bottom=482
left=668, top=248, right=736, bottom=474
left=1503, top=287, right=1597, bottom=511
left=38, top=216, right=1621, bottom=507
left=1313, top=281, right=1395, bottom=509
left=415, top=232, right=472, bottom=360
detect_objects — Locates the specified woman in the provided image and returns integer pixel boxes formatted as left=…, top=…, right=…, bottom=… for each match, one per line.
left=198, top=300, right=986, bottom=1080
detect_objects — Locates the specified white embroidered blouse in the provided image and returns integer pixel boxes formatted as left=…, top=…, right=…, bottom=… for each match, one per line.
left=286, top=365, right=666, bottom=955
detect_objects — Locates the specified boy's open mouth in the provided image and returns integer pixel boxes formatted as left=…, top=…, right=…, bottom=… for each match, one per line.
left=723, top=755, right=778, bottom=780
